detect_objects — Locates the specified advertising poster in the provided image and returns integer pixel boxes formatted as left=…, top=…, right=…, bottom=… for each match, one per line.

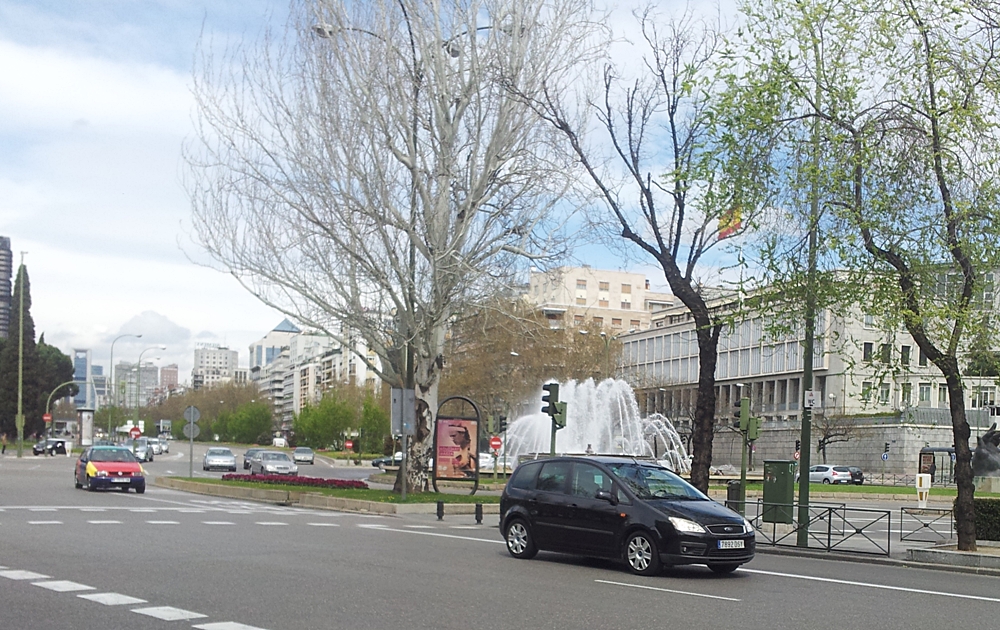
left=435, top=418, right=478, bottom=480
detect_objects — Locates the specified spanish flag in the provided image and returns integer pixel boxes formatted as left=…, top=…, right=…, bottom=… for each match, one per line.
left=718, top=206, right=742, bottom=240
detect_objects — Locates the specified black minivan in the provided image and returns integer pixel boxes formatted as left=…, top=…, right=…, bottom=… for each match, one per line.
left=500, top=456, right=755, bottom=576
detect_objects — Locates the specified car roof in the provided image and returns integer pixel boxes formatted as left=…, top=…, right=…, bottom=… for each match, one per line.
left=90, top=445, right=130, bottom=451
left=519, top=455, right=660, bottom=466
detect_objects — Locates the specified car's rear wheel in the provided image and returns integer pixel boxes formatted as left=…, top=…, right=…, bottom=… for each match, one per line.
left=822, top=478, right=831, bottom=484
left=709, top=563, right=740, bottom=575
left=74, top=474, right=82, bottom=489
left=625, top=531, right=661, bottom=576
left=504, top=519, right=538, bottom=559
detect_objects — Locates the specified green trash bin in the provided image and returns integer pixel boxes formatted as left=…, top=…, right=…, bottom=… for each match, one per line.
left=762, top=460, right=796, bottom=524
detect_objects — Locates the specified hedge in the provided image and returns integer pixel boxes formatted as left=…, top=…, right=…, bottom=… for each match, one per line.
left=974, top=498, right=1000, bottom=541
left=221, top=473, right=368, bottom=490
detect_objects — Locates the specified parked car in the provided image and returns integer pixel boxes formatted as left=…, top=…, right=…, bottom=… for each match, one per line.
left=500, top=456, right=755, bottom=576
left=33, top=438, right=68, bottom=456
left=372, top=452, right=403, bottom=468
left=203, top=447, right=237, bottom=472
left=251, top=451, right=298, bottom=476
left=848, top=466, right=865, bottom=485
left=796, top=464, right=853, bottom=484
left=292, top=447, right=315, bottom=464
left=74, top=445, right=145, bottom=493
left=243, top=448, right=264, bottom=470
left=272, top=436, right=287, bottom=448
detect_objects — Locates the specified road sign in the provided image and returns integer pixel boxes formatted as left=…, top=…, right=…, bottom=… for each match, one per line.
left=182, top=423, right=200, bottom=439
left=129, top=426, right=142, bottom=439
left=344, top=439, right=354, bottom=450
left=804, top=390, right=818, bottom=408
left=793, top=451, right=800, bottom=460
left=43, top=413, right=52, bottom=423
left=183, top=406, right=201, bottom=424
left=489, top=436, right=502, bottom=451
left=881, top=452, right=889, bottom=461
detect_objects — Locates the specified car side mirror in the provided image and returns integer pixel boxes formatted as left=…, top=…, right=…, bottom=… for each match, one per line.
left=595, top=490, right=618, bottom=505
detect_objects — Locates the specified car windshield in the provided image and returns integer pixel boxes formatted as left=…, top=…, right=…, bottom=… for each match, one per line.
left=90, top=449, right=138, bottom=463
left=607, top=463, right=707, bottom=500
left=207, top=449, right=231, bottom=456
left=263, top=453, right=290, bottom=462
left=295, top=448, right=311, bottom=453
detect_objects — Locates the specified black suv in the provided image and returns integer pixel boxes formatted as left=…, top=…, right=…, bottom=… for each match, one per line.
left=500, top=456, right=755, bottom=576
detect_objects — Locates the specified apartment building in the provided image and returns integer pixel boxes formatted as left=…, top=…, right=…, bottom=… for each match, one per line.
left=525, top=266, right=673, bottom=331
left=191, top=343, right=239, bottom=390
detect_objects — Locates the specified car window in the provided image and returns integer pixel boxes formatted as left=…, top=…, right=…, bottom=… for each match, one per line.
left=536, top=461, right=571, bottom=493
left=90, top=449, right=138, bottom=463
left=570, top=463, right=614, bottom=498
left=507, top=463, right=538, bottom=490
left=833, top=466, right=851, bottom=472
left=607, top=463, right=707, bottom=500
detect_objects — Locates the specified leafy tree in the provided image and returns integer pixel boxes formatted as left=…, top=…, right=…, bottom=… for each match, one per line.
left=36, top=333, right=78, bottom=418
left=186, top=0, right=603, bottom=492
left=293, top=392, right=355, bottom=449
left=0, top=265, right=39, bottom=446
left=225, top=401, right=274, bottom=445
left=357, top=394, right=390, bottom=455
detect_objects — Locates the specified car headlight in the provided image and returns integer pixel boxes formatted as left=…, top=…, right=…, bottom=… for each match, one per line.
left=95, top=470, right=109, bottom=477
left=668, top=516, right=707, bottom=534
left=265, top=465, right=276, bottom=471
left=743, top=517, right=755, bottom=534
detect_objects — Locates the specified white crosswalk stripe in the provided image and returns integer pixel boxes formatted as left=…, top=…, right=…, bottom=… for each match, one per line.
left=131, top=606, right=207, bottom=621
left=79, top=592, right=148, bottom=606
left=0, top=570, right=51, bottom=580
left=193, top=623, right=270, bottom=630
left=88, top=520, right=122, bottom=524
left=33, top=580, right=94, bottom=592
left=27, top=521, right=62, bottom=525
left=203, top=521, right=235, bottom=525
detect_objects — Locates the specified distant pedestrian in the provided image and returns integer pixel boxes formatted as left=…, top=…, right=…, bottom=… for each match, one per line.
left=1, top=433, right=7, bottom=455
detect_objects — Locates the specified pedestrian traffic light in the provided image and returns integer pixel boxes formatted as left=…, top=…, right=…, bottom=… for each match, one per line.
left=795, top=439, right=801, bottom=453
left=748, top=416, right=762, bottom=441
left=884, top=442, right=890, bottom=454
left=498, top=415, right=508, bottom=433
left=542, top=383, right=560, bottom=416
left=553, top=402, right=567, bottom=430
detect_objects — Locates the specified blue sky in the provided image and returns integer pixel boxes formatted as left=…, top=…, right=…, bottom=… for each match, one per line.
left=0, top=0, right=731, bottom=382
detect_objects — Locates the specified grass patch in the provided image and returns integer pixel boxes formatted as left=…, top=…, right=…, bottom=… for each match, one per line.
left=170, top=477, right=501, bottom=504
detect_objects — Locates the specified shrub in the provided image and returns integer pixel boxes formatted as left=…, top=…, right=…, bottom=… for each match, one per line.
left=974, top=498, right=1000, bottom=541
left=221, top=473, right=367, bottom=490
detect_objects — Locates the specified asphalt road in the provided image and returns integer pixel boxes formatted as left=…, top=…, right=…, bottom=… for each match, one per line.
left=2, top=450, right=999, bottom=630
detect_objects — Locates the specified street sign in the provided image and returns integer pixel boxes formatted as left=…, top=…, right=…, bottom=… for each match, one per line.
left=804, top=390, right=817, bottom=408
left=344, top=439, right=354, bottom=450
left=183, top=406, right=201, bottom=424
left=793, top=451, right=800, bottom=460
left=43, top=413, right=52, bottom=423
left=489, top=436, right=502, bottom=451
left=182, top=423, right=200, bottom=439
left=881, top=452, right=889, bottom=461
left=129, top=426, right=142, bottom=439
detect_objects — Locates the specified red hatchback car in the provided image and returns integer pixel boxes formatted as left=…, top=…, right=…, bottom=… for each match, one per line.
left=74, top=446, right=146, bottom=493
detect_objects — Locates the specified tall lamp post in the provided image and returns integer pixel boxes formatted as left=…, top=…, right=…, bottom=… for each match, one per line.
left=134, top=345, right=166, bottom=432
left=109, top=333, right=142, bottom=437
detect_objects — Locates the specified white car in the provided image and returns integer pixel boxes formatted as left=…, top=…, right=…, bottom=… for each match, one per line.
left=149, top=439, right=163, bottom=456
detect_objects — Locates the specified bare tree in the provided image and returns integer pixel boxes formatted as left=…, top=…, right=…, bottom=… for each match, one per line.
left=186, top=0, right=603, bottom=491
left=814, top=413, right=854, bottom=464
left=518, top=8, right=771, bottom=491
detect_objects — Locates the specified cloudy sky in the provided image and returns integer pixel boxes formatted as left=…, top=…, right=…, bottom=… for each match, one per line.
left=0, top=0, right=717, bottom=383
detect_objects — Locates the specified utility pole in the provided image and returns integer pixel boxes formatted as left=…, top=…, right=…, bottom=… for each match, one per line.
left=15, top=253, right=25, bottom=458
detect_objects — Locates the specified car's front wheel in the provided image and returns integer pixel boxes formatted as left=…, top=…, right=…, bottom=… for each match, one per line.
left=136, top=484, right=146, bottom=494
left=85, top=475, right=95, bottom=491
left=625, top=531, right=661, bottom=576
left=709, top=563, right=740, bottom=575
left=504, top=518, right=538, bottom=559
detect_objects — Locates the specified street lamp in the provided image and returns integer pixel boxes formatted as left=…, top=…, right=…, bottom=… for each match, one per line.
left=109, top=333, right=142, bottom=436
left=134, top=345, right=166, bottom=432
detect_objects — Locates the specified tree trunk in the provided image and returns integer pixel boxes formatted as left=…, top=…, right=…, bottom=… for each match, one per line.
left=940, top=356, right=976, bottom=551
left=689, top=316, right=721, bottom=493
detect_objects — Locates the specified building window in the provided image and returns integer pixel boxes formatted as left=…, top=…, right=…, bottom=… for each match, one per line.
left=919, top=383, right=931, bottom=403
left=901, top=383, right=912, bottom=405
left=593, top=317, right=603, bottom=326
left=576, top=279, right=587, bottom=290
left=576, top=297, right=587, bottom=305
left=621, top=284, right=631, bottom=294
left=879, top=344, right=891, bottom=364
left=599, top=299, right=609, bottom=307
left=863, top=343, right=874, bottom=362
left=862, top=381, right=873, bottom=401
left=864, top=314, right=876, bottom=329
left=919, top=347, right=928, bottom=367
left=612, top=318, right=622, bottom=328
left=938, top=384, right=948, bottom=405
left=573, top=314, right=585, bottom=324
left=901, top=345, right=911, bottom=366
left=621, top=301, right=631, bottom=310
left=599, top=281, right=609, bottom=291
left=630, top=319, right=641, bottom=329
left=879, top=383, right=891, bottom=404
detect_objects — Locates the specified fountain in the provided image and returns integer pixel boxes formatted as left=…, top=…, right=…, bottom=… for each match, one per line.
left=504, top=378, right=690, bottom=473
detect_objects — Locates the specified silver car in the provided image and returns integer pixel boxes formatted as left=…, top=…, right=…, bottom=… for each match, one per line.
left=292, top=447, right=315, bottom=464
left=251, top=451, right=298, bottom=476
left=203, top=447, right=237, bottom=472
left=126, top=438, right=154, bottom=462
left=149, top=439, right=163, bottom=456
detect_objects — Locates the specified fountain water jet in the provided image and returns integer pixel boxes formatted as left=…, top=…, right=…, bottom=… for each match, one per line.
left=505, top=378, right=690, bottom=473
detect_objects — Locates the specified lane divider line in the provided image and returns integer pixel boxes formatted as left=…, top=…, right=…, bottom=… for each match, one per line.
left=595, top=579, right=741, bottom=602
left=739, top=568, right=1000, bottom=603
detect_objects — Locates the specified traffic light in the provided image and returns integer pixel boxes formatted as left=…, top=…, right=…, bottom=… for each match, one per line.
left=542, top=383, right=560, bottom=416
left=498, top=415, right=508, bottom=433
left=748, top=416, right=762, bottom=441
left=795, top=439, right=801, bottom=453
left=733, top=398, right=750, bottom=431
left=553, top=402, right=568, bottom=430
left=884, top=442, right=890, bottom=454
left=487, top=415, right=497, bottom=434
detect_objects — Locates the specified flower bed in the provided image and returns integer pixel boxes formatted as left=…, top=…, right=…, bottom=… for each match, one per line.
left=221, top=473, right=368, bottom=490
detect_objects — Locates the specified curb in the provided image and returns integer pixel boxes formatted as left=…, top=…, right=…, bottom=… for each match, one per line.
left=755, top=544, right=1000, bottom=577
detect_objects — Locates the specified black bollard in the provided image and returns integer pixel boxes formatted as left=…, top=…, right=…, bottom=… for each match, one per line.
left=437, top=500, right=445, bottom=521
left=474, top=503, right=483, bottom=524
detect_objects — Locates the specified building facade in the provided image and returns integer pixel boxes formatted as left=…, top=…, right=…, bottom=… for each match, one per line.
left=0, top=236, right=11, bottom=339
left=525, top=266, right=673, bottom=331
left=191, top=344, right=240, bottom=390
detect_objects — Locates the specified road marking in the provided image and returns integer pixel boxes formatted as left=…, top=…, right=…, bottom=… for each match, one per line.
left=33, top=580, right=95, bottom=592
left=193, top=622, right=270, bottom=630
left=739, top=568, right=1000, bottom=603
left=203, top=521, right=235, bottom=526
left=360, top=524, right=505, bottom=544
left=27, top=521, right=62, bottom=525
left=131, top=606, right=208, bottom=621
left=0, top=570, right=51, bottom=580
left=405, top=525, right=434, bottom=529
left=307, top=523, right=340, bottom=527
left=178, top=509, right=206, bottom=513
left=255, top=522, right=288, bottom=526
left=79, top=593, right=148, bottom=606
left=130, top=509, right=155, bottom=513
left=595, top=579, right=741, bottom=602
left=29, top=508, right=57, bottom=512
left=450, top=526, right=482, bottom=530
left=81, top=508, right=106, bottom=512
left=88, top=520, right=122, bottom=525
left=227, top=511, right=252, bottom=514
left=147, top=520, right=180, bottom=525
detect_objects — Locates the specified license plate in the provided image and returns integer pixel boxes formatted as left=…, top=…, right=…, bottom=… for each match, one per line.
left=110, top=478, right=131, bottom=483
left=718, top=539, right=744, bottom=549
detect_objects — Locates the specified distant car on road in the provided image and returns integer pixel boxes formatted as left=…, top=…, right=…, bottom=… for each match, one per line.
left=848, top=466, right=865, bottom=485
left=796, top=464, right=853, bottom=484
left=33, top=438, right=68, bottom=456
left=251, top=451, right=298, bottom=476
left=243, top=448, right=264, bottom=470
left=149, top=439, right=163, bottom=456
left=124, top=437, right=154, bottom=462
left=372, top=452, right=403, bottom=468
left=75, top=445, right=145, bottom=493
left=292, top=447, right=315, bottom=464
left=203, top=447, right=237, bottom=472
left=158, top=437, right=169, bottom=453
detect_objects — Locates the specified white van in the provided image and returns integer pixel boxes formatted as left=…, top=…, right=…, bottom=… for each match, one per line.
left=272, top=436, right=287, bottom=448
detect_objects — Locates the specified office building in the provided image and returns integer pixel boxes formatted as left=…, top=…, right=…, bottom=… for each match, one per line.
left=0, top=236, right=11, bottom=339
left=191, top=344, right=239, bottom=390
